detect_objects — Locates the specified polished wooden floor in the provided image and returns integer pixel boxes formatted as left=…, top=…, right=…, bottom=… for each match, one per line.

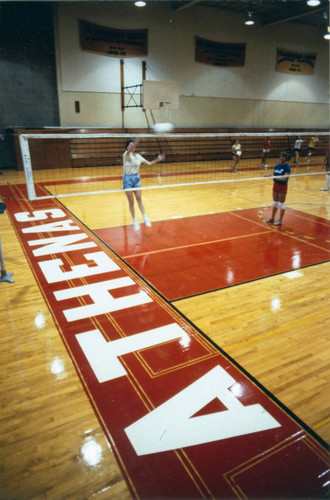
left=0, top=163, right=329, bottom=499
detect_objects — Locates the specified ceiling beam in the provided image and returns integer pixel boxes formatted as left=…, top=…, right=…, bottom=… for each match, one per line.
left=173, top=0, right=202, bottom=11
left=263, top=6, right=325, bottom=26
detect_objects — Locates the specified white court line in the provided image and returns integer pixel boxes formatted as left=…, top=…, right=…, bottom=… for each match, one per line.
left=283, top=271, right=303, bottom=279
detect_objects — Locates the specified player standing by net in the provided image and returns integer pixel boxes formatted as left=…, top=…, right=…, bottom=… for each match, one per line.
left=293, top=136, right=303, bottom=165
left=266, top=152, right=291, bottom=226
left=306, top=136, right=319, bottom=163
left=261, top=137, right=271, bottom=168
left=123, top=139, right=165, bottom=231
left=231, top=139, right=241, bottom=173
left=320, top=147, right=330, bottom=191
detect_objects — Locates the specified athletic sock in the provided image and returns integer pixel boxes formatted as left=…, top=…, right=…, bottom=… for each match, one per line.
left=143, top=214, right=151, bottom=227
left=133, top=218, right=140, bottom=231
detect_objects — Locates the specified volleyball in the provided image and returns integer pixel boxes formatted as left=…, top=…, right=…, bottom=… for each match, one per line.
left=152, top=122, right=174, bottom=133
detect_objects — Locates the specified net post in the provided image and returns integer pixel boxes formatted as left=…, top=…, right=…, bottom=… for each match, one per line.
left=19, top=134, right=36, bottom=201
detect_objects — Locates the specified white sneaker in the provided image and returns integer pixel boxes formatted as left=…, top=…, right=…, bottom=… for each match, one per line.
left=143, top=216, right=151, bottom=227
left=320, top=186, right=329, bottom=191
left=133, top=219, right=140, bottom=231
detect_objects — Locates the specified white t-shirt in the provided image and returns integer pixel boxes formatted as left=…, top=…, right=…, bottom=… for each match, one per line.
left=232, top=143, right=241, bottom=156
left=123, top=152, right=146, bottom=175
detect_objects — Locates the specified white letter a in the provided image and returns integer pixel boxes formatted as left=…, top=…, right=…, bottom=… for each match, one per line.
left=125, top=365, right=281, bottom=455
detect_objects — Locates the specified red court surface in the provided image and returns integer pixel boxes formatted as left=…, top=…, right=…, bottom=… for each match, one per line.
left=3, top=185, right=329, bottom=499
left=95, top=207, right=330, bottom=301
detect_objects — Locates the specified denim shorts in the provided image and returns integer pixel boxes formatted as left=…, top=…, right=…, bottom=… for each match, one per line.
left=123, top=174, right=141, bottom=190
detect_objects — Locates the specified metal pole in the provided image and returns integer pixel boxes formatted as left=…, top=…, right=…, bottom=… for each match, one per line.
left=120, top=59, right=125, bottom=129
left=0, top=235, right=14, bottom=283
left=19, top=134, right=36, bottom=201
left=142, top=61, right=146, bottom=112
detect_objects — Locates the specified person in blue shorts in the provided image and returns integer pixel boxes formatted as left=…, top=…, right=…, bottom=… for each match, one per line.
left=123, top=139, right=165, bottom=231
left=266, top=152, right=291, bottom=226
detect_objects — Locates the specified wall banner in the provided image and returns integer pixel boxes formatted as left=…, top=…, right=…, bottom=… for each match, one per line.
left=195, top=37, right=245, bottom=67
left=276, top=47, right=316, bottom=75
left=79, top=20, right=148, bottom=57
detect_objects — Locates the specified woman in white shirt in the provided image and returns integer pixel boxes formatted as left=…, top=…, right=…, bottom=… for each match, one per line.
left=123, top=139, right=165, bottom=231
left=294, top=136, right=303, bottom=165
left=232, top=138, right=242, bottom=173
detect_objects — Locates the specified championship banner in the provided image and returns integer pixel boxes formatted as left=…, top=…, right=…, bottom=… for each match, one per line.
left=276, top=47, right=316, bottom=75
left=79, top=20, right=148, bottom=57
left=195, top=37, right=245, bottom=67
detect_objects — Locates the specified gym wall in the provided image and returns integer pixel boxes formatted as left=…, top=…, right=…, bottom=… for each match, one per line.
left=54, top=1, right=329, bottom=129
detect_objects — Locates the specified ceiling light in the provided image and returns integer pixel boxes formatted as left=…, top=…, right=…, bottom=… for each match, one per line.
left=307, top=0, right=321, bottom=6
left=245, top=11, right=255, bottom=25
left=134, top=0, right=146, bottom=6
left=324, top=27, right=330, bottom=40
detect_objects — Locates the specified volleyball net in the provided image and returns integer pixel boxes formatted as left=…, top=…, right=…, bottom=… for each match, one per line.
left=16, top=131, right=329, bottom=200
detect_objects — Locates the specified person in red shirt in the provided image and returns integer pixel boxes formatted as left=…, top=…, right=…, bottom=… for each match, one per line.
left=261, top=137, right=271, bottom=168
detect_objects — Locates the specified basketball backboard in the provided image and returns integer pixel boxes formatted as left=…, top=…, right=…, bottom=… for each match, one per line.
left=143, top=81, right=179, bottom=110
